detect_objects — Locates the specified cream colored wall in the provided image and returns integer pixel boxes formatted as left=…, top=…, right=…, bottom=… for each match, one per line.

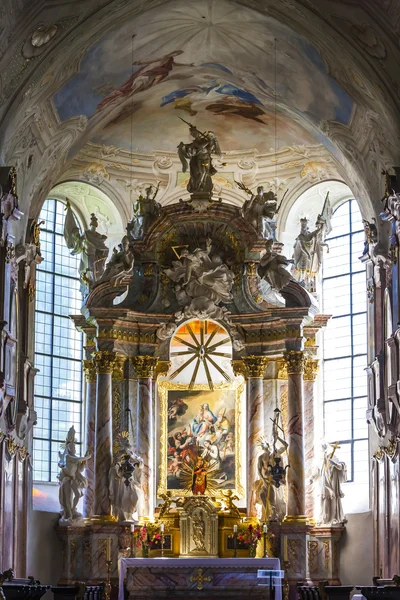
left=339, top=511, right=374, bottom=585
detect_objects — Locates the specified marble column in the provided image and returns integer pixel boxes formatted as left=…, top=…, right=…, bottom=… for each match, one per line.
left=93, top=350, right=116, bottom=518
left=283, top=350, right=307, bottom=520
left=82, top=358, right=96, bottom=518
left=131, top=355, right=158, bottom=519
left=244, top=355, right=268, bottom=517
left=303, top=358, right=319, bottom=520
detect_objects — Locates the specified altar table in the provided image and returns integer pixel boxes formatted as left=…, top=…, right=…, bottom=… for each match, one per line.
left=119, top=557, right=283, bottom=600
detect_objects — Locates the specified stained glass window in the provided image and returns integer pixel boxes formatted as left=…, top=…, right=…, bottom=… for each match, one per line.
left=33, top=199, right=83, bottom=482
left=322, top=199, right=368, bottom=484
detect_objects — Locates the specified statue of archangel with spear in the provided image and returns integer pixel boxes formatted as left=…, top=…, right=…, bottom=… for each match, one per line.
left=177, top=119, right=222, bottom=194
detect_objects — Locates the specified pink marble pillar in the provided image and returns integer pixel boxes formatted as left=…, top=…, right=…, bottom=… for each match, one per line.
left=244, top=356, right=268, bottom=517
left=93, top=350, right=116, bottom=518
left=284, top=350, right=306, bottom=519
left=82, top=358, right=96, bottom=518
left=303, top=358, right=319, bottom=520
left=131, top=356, right=158, bottom=519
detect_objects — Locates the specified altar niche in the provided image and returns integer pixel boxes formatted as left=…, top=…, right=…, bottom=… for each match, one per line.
left=179, top=496, right=218, bottom=557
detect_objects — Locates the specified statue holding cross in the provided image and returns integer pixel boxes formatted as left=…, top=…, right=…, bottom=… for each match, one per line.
left=318, top=441, right=347, bottom=525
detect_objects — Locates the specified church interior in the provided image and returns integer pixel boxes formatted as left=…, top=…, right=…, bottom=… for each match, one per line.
left=1, top=0, right=400, bottom=598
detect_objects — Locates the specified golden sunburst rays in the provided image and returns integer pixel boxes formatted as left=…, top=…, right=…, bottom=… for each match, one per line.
left=170, top=320, right=232, bottom=390
left=178, top=448, right=226, bottom=497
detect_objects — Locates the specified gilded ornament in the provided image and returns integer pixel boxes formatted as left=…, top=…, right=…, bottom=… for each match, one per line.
left=231, top=359, right=246, bottom=378
left=113, top=355, right=126, bottom=380
left=28, top=282, right=36, bottom=302
left=112, top=387, right=121, bottom=436
left=70, top=539, right=76, bottom=573
left=367, top=283, right=375, bottom=304
left=131, top=355, right=158, bottom=378
left=303, top=358, right=319, bottom=381
left=277, top=359, right=288, bottom=380
left=244, top=355, right=269, bottom=378
left=283, top=351, right=306, bottom=374
left=323, top=539, right=330, bottom=571
left=5, top=244, right=15, bottom=264
left=308, top=540, right=319, bottom=572
left=6, top=437, right=17, bottom=460
left=246, top=262, right=257, bottom=277
left=373, top=446, right=384, bottom=461
left=82, top=359, right=96, bottom=383
left=143, top=263, right=155, bottom=276
left=190, top=568, right=212, bottom=591
left=18, top=445, right=29, bottom=462
left=156, top=360, right=171, bottom=378
left=93, top=351, right=116, bottom=374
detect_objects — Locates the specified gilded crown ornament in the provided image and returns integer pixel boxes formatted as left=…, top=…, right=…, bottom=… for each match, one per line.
left=93, top=350, right=116, bottom=374
left=283, top=350, right=306, bottom=374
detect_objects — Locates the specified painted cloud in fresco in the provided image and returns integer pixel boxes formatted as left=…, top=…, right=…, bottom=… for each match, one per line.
left=53, top=0, right=353, bottom=153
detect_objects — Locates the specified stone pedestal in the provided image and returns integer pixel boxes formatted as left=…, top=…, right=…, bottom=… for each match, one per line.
left=83, top=359, right=96, bottom=518
left=309, top=526, right=345, bottom=584
left=93, top=350, right=116, bottom=517
left=244, top=356, right=268, bottom=517
left=131, top=355, right=158, bottom=519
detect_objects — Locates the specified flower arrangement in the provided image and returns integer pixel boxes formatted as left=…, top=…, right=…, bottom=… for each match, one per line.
left=133, top=523, right=162, bottom=556
left=237, top=523, right=262, bottom=557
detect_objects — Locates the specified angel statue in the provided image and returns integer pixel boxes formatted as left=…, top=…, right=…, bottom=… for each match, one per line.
left=258, top=239, right=293, bottom=292
left=109, top=432, right=143, bottom=522
left=178, top=119, right=222, bottom=194
left=127, top=183, right=161, bottom=240
left=58, top=426, right=90, bottom=524
left=63, top=202, right=108, bottom=289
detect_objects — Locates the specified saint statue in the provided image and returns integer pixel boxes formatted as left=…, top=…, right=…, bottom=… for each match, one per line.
left=254, top=427, right=288, bottom=522
left=239, top=184, right=278, bottom=237
left=164, top=238, right=234, bottom=307
left=98, top=235, right=134, bottom=284
left=317, top=442, right=347, bottom=525
left=126, top=183, right=161, bottom=240
left=178, top=121, right=221, bottom=194
left=258, top=239, right=292, bottom=291
left=58, top=426, right=90, bottom=524
left=109, top=433, right=143, bottom=522
left=63, top=202, right=108, bottom=288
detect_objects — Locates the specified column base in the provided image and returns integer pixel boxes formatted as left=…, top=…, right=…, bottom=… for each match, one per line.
left=282, top=515, right=310, bottom=525
left=87, top=514, right=117, bottom=524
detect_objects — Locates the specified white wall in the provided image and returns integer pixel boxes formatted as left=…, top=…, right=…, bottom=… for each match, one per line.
left=339, top=511, right=374, bottom=585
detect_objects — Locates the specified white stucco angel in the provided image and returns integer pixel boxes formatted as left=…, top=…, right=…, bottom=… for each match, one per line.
left=312, top=441, right=347, bottom=525
left=58, top=426, right=90, bottom=524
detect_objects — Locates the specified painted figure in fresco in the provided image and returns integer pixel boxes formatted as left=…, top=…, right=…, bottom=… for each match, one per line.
left=126, top=183, right=161, bottom=240
left=164, top=238, right=234, bottom=306
left=97, top=51, right=187, bottom=112
left=63, top=203, right=108, bottom=288
left=254, top=432, right=288, bottom=522
left=58, top=426, right=90, bottom=523
left=192, top=457, right=208, bottom=495
left=178, top=122, right=222, bottom=194
left=240, top=185, right=278, bottom=237
left=109, top=433, right=143, bottom=521
left=258, top=239, right=292, bottom=292
left=318, top=442, right=347, bottom=525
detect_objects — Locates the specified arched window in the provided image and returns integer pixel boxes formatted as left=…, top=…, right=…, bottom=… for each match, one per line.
left=322, top=199, right=368, bottom=487
left=33, top=199, right=83, bottom=482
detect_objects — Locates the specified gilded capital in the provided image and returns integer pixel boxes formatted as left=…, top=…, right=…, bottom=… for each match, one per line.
left=303, top=358, right=319, bottom=381
left=243, top=355, right=269, bottom=378
left=231, top=359, right=246, bottom=378
left=113, top=354, right=126, bottom=380
left=131, top=355, right=158, bottom=379
left=155, top=360, right=171, bottom=379
left=277, top=359, right=288, bottom=380
left=82, top=359, right=96, bottom=383
left=283, top=350, right=306, bottom=375
left=93, top=350, right=116, bottom=374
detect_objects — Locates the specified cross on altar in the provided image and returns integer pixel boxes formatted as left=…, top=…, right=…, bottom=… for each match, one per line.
left=190, top=567, right=212, bottom=590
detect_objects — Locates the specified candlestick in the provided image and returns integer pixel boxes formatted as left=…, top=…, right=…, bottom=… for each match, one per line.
left=283, top=535, right=288, bottom=562
left=283, top=560, right=290, bottom=600
left=263, top=527, right=268, bottom=558
left=131, top=524, right=135, bottom=533
left=234, top=524, right=238, bottom=533
left=130, top=526, right=136, bottom=558
left=106, top=537, right=112, bottom=561
left=160, top=523, right=164, bottom=533
left=233, top=526, right=237, bottom=559
left=263, top=524, right=267, bottom=533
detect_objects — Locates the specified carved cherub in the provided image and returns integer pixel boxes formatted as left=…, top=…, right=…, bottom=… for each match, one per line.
left=222, top=489, right=241, bottom=518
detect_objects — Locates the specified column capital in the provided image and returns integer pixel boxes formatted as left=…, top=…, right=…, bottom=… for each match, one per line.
left=112, top=354, right=126, bottom=380
left=93, top=350, right=116, bottom=374
left=231, top=359, right=246, bottom=378
left=243, top=355, right=269, bottom=378
left=155, top=360, right=171, bottom=379
left=131, top=355, right=158, bottom=378
left=283, top=350, right=306, bottom=375
left=304, top=358, right=319, bottom=381
left=82, top=359, right=96, bottom=383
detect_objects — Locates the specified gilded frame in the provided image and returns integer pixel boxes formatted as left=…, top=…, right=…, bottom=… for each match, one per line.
left=157, top=380, right=245, bottom=499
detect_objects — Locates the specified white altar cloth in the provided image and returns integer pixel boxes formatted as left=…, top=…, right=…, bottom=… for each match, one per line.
left=119, top=557, right=282, bottom=600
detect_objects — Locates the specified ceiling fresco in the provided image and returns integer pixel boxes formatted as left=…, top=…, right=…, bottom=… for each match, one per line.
left=52, top=0, right=353, bottom=153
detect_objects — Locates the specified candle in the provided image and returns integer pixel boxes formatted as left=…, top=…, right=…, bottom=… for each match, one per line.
left=283, top=535, right=288, bottom=561
left=131, top=524, right=135, bottom=533
left=160, top=523, right=164, bottom=533
left=234, top=524, right=238, bottom=533
left=263, top=524, right=267, bottom=533
left=107, top=538, right=111, bottom=561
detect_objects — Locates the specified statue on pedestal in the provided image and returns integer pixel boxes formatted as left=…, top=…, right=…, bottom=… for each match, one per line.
left=109, top=432, right=143, bottom=522
left=63, top=202, right=108, bottom=289
left=237, top=182, right=278, bottom=238
left=58, top=426, right=90, bottom=524
left=316, top=442, right=347, bottom=525
left=126, top=184, right=161, bottom=240
left=178, top=120, right=221, bottom=194
left=98, top=235, right=134, bottom=285
left=258, top=239, right=292, bottom=291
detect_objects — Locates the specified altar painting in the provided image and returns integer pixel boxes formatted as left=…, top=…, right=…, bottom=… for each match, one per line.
left=158, top=382, right=244, bottom=499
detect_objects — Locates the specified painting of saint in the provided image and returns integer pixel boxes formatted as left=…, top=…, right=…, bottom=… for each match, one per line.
left=165, top=389, right=236, bottom=494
